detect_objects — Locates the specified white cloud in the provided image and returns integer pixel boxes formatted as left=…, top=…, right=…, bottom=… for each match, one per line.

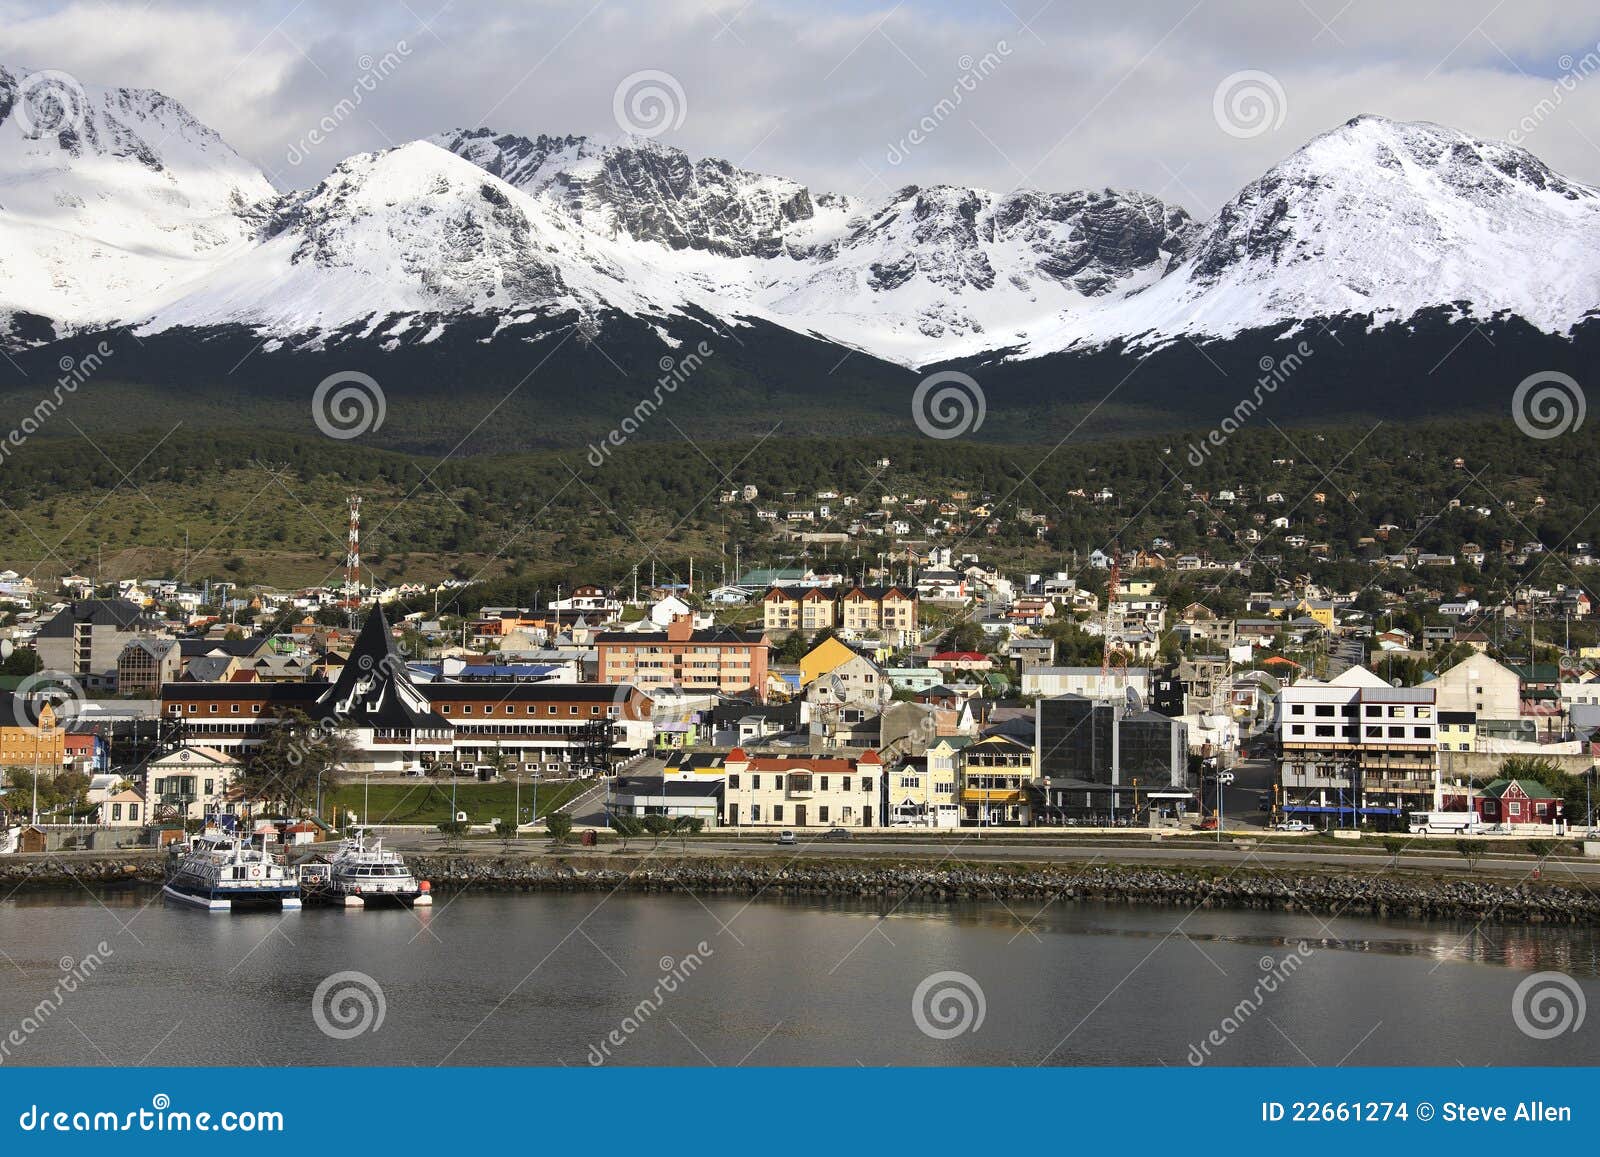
left=4, top=0, right=1599, bottom=215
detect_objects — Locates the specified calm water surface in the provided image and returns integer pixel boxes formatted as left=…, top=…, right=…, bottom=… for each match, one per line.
left=1, top=888, right=1596, bottom=1066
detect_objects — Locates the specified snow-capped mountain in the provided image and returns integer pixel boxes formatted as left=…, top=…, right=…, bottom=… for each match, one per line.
left=1, top=62, right=1597, bottom=369
left=0, top=64, right=273, bottom=336
left=429, top=128, right=1194, bottom=360
left=1014, top=114, right=1600, bottom=354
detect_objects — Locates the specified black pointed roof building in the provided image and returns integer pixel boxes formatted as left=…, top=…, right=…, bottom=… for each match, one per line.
left=314, top=604, right=449, bottom=732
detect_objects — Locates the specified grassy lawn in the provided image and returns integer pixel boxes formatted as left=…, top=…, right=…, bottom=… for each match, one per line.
left=325, top=779, right=590, bottom=827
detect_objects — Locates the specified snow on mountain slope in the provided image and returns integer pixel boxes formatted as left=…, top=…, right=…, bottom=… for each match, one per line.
left=432, top=129, right=1193, bottom=362
left=1014, top=115, right=1600, bottom=356
left=139, top=140, right=697, bottom=340
left=0, top=64, right=274, bottom=334
left=3, top=64, right=1598, bottom=369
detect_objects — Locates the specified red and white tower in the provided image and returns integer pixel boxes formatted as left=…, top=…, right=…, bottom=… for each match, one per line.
left=345, top=494, right=362, bottom=627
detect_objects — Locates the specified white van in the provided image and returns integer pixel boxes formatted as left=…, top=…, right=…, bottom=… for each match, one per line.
left=1408, top=811, right=1483, bottom=835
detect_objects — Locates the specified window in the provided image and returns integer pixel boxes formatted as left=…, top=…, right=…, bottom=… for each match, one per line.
left=842, top=777, right=851, bottom=791
left=112, top=803, right=122, bottom=821
left=820, top=776, right=829, bottom=790
left=1290, top=704, right=1305, bottom=716
left=1290, top=724, right=1305, bottom=736
left=751, top=804, right=761, bottom=821
left=1388, top=726, right=1405, bottom=739
left=1314, top=725, right=1335, bottom=737
left=819, top=806, right=829, bottom=823
left=861, top=777, right=873, bottom=791
left=1365, top=705, right=1381, bottom=718
left=130, top=804, right=140, bottom=820
left=1314, top=705, right=1334, bottom=717
left=752, top=775, right=760, bottom=789
left=773, top=775, right=785, bottom=790
left=727, top=775, right=740, bottom=789
left=773, top=805, right=783, bottom=822
left=570, top=707, right=579, bottom=715
left=1414, top=727, right=1431, bottom=739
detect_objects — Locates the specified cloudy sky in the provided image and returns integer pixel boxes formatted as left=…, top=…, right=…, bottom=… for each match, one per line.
left=7, top=0, right=1600, bottom=215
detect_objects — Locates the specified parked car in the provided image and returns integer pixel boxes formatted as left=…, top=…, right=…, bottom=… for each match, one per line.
left=1274, top=820, right=1313, bottom=833
left=821, top=828, right=852, bottom=841
left=775, top=830, right=797, bottom=846
left=1214, top=771, right=1236, bottom=785
left=1198, top=816, right=1219, bottom=831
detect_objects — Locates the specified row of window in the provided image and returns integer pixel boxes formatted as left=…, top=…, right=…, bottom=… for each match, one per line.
left=726, top=774, right=875, bottom=791
left=1286, top=724, right=1433, bottom=739
left=737, top=804, right=856, bottom=823
left=1289, top=703, right=1433, bottom=719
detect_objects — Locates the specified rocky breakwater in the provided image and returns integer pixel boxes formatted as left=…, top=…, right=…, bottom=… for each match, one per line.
left=404, top=855, right=1600, bottom=925
left=0, top=854, right=163, bottom=889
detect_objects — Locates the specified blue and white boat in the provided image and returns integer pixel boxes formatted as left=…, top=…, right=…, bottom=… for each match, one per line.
left=163, top=830, right=302, bottom=912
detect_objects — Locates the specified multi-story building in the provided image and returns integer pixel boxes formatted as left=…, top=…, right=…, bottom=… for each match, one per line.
left=885, top=753, right=960, bottom=827
left=958, top=733, right=1035, bottom=826
left=720, top=748, right=884, bottom=828
left=761, top=585, right=918, bottom=645
left=1021, top=666, right=1152, bottom=701
left=116, top=638, right=182, bottom=695
left=595, top=617, right=768, bottom=701
left=1035, top=693, right=1190, bottom=822
left=1431, top=654, right=1520, bottom=719
left=0, top=694, right=67, bottom=772
left=162, top=605, right=654, bottom=774
left=35, top=599, right=163, bottom=691
left=1277, top=666, right=1438, bottom=824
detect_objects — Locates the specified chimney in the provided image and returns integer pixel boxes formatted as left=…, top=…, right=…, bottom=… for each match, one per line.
left=666, top=615, right=694, bottom=642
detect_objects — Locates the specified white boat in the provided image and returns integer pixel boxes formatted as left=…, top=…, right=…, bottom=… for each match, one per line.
left=315, top=829, right=431, bottom=908
left=163, top=830, right=302, bottom=912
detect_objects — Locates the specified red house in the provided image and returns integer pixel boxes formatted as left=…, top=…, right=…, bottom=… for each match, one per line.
left=1473, top=778, right=1565, bottom=827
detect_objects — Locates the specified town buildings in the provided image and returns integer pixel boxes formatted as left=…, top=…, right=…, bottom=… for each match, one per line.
left=719, top=748, right=885, bottom=828
left=35, top=599, right=163, bottom=691
left=595, top=616, right=768, bottom=700
left=1277, top=666, right=1439, bottom=823
left=1035, top=693, right=1191, bottom=821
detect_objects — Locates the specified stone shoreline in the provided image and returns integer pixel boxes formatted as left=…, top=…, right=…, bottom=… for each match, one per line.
left=4, top=852, right=1598, bottom=924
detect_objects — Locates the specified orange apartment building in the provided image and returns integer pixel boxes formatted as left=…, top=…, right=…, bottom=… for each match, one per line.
left=595, top=616, right=769, bottom=700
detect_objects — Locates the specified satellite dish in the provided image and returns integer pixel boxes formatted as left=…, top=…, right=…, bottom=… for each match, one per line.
left=1124, top=685, right=1143, bottom=713
left=0, top=640, right=11, bottom=659
left=830, top=674, right=847, bottom=699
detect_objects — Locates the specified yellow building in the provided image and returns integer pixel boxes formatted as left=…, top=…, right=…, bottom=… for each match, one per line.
left=799, top=636, right=861, bottom=686
left=959, top=734, right=1036, bottom=826
left=1437, top=711, right=1476, bottom=753
left=0, top=699, right=66, bottom=772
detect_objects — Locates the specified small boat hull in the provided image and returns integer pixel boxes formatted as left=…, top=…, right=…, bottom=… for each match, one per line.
left=163, top=881, right=302, bottom=913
